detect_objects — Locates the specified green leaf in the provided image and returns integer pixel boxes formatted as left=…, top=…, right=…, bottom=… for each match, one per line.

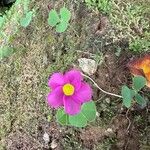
left=133, top=76, right=146, bottom=91
left=0, top=16, right=4, bottom=28
left=56, top=109, right=69, bottom=125
left=131, top=90, right=136, bottom=97
left=20, top=11, right=33, bottom=27
left=56, top=21, right=68, bottom=33
left=135, top=93, right=146, bottom=106
left=121, top=86, right=132, bottom=108
left=60, top=7, right=71, bottom=22
left=69, top=113, right=87, bottom=128
left=0, top=46, right=14, bottom=60
left=81, top=101, right=96, bottom=122
left=68, top=101, right=96, bottom=127
left=48, top=9, right=60, bottom=27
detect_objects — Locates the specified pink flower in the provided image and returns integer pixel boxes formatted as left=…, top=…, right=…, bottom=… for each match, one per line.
left=47, top=70, right=92, bottom=115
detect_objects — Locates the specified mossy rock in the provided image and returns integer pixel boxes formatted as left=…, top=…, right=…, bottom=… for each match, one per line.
left=0, top=0, right=33, bottom=59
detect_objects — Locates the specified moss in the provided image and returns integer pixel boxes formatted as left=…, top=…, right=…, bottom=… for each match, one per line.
left=109, top=0, right=150, bottom=52
left=0, top=0, right=79, bottom=148
left=0, top=0, right=34, bottom=59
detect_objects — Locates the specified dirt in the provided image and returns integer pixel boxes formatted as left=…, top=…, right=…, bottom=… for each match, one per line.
left=1, top=0, right=150, bottom=150
left=6, top=130, right=41, bottom=150
left=94, top=51, right=131, bottom=96
left=80, top=109, right=149, bottom=150
left=110, top=114, right=140, bottom=150
left=5, top=112, right=149, bottom=150
left=80, top=127, right=107, bottom=149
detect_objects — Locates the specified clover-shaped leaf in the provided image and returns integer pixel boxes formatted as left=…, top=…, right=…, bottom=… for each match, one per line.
left=81, top=101, right=96, bottom=122
left=121, top=85, right=132, bottom=108
left=56, top=101, right=96, bottom=127
left=56, top=21, right=68, bottom=33
left=48, top=10, right=60, bottom=27
left=69, top=101, right=96, bottom=127
left=60, top=7, right=71, bottom=22
left=0, top=16, right=4, bottom=28
left=135, top=93, right=146, bottom=106
left=69, top=113, right=87, bottom=127
left=20, top=11, right=33, bottom=27
left=133, top=76, right=146, bottom=91
left=56, top=109, right=69, bottom=125
left=0, top=46, right=14, bottom=60
left=48, top=7, right=71, bottom=33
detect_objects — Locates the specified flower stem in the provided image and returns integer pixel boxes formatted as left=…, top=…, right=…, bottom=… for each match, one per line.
left=82, top=73, right=122, bottom=98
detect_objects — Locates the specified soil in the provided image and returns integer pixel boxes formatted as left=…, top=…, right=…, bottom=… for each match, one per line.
left=5, top=110, right=149, bottom=150
left=1, top=0, right=150, bottom=150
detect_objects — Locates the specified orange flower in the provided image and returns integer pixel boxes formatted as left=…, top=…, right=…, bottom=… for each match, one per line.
left=127, top=55, right=150, bottom=88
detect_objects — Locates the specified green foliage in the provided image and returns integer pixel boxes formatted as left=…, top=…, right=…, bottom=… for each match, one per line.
left=135, top=93, right=146, bottom=106
left=110, top=2, right=150, bottom=52
left=0, top=16, right=4, bottom=28
left=0, top=0, right=32, bottom=60
left=56, top=20, right=68, bottom=33
left=48, top=10, right=60, bottom=27
left=69, top=112, right=87, bottom=127
left=121, top=76, right=147, bottom=108
left=0, top=46, right=14, bottom=59
left=121, top=86, right=132, bottom=108
left=85, top=0, right=112, bottom=14
left=56, top=109, right=69, bottom=125
left=20, top=11, right=33, bottom=27
left=56, top=101, right=96, bottom=127
left=81, top=100, right=96, bottom=122
left=60, top=7, right=71, bottom=22
left=133, top=76, right=147, bottom=91
left=129, top=38, right=150, bottom=52
left=48, top=7, right=71, bottom=33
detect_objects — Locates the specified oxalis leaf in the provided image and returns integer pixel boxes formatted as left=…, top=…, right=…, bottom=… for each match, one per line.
left=56, top=21, right=68, bottom=33
left=133, top=76, right=146, bottom=91
left=121, top=86, right=132, bottom=108
left=56, top=109, right=69, bottom=125
left=0, top=46, right=14, bottom=60
left=48, top=7, right=71, bottom=33
left=69, top=113, right=87, bottom=128
left=56, top=101, right=96, bottom=127
left=135, top=93, right=146, bottom=106
left=60, top=7, right=71, bottom=22
left=48, top=9, right=60, bottom=27
left=81, top=101, right=96, bottom=122
left=0, top=16, right=4, bottom=28
left=69, top=101, right=96, bottom=127
left=20, top=11, right=33, bottom=27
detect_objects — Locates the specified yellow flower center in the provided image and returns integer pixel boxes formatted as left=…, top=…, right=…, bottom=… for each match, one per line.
left=63, top=84, right=75, bottom=96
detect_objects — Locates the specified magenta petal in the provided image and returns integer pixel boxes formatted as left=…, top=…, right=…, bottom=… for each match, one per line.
left=63, top=96, right=81, bottom=115
left=64, top=69, right=83, bottom=91
left=47, top=87, right=63, bottom=108
left=73, top=82, right=92, bottom=103
left=48, top=73, right=65, bottom=89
